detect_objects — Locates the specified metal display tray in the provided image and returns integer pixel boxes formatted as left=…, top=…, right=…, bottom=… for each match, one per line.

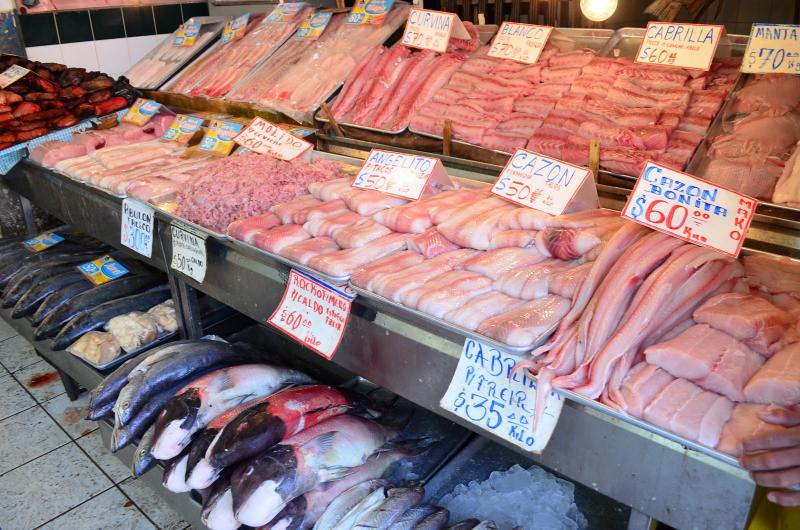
left=315, top=94, right=408, bottom=135
left=77, top=329, right=177, bottom=371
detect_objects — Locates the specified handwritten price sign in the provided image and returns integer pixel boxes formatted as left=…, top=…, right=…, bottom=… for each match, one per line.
left=488, top=22, right=552, bottom=64
left=268, top=270, right=355, bottom=359
left=120, top=198, right=154, bottom=258
left=441, top=339, right=563, bottom=453
left=636, top=22, right=723, bottom=70
left=352, top=149, right=452, bottom=200
left=491, top=149, right=597, bottom=215
left=233, top=117, right=312, bottom=160
left=0, top=65, right=29, bottom=88
left=401, top=8, right=469, bottom=53
left=742, top=24, right=800, bottom=74
left=622, top=162, right=757, bottom=257
left=170, top=224, right=207, bottom=283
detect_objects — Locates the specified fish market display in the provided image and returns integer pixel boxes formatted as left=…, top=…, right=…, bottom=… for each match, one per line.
left=410, top=36, right=738, bottom=175
left=0, top=55, right=134, bottom=148
left=230, top=3, right=410, bottom=123
left=174, top=154, right=351, bottom=232
left=125, top=19, right=222, bottom=89
left=166, top=10, right=311, bottom=97
left=699, top=74, right=800, bottom=205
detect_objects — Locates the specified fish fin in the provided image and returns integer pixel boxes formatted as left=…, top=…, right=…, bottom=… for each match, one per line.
left=217, top=372, right=234, bottom=392
left=379, top=437, right=438, bottom=455
left=301, top=431, right=339, bottom=454
left=318, top=464, right=358, bottom=482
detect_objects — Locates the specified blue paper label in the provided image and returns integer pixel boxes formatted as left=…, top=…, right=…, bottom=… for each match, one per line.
left=24, top=232, right=64, bottom=252
left=78, top=256, right=130, bottom=285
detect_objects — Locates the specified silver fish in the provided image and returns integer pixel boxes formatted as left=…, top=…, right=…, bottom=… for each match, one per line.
left=444, top=520, right=479, bottom=530
left=130, top=424, right=157, bottom=478
left=353, top=487, right=426, bottom=530
left=314, top=480, right=387, bottom=530
left=472, top=522, right=497, bottom=530
left=412, top=509, right=449, bottom=530
left=388, top=504, right=438, bottom=530
left=331, top=487, right=388, bottom=530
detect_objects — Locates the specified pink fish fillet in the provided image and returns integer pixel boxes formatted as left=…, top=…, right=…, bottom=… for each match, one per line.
left=349, top=44, right=412, bottom=124
left=742, top=254, right=800, bottom=294
left=307, top=233, right=409, bottom=278
left=253, top=225, right=310, bottom=254
left=408, top=228, right=460, bottom=259
left=303, top=200, right=350, bottom=222
left=494, top=259, right=578, bottom=300
left=308, top=178, right=354, bottom=201
left=430, top=196, right=502, bottom=226
left=415, top=273, right=493, bottom=318
left=372, top=51, right=435, bottom=129
left=464, top=247, right=547, bottom=280
left=443, top=291, right=525, bottom=331
left=717, top=403, right=788, bottom=457
left=477, top=295, right=570, bottom=348
left=743, top=342, right=800, bottom=406
left=331, top=46, right=386, bottom=120
left=618, top=362, right=675, bottom=418
left=350, top=251, right=425, bottom=290
left=489, top=230, right=538, bottom=249
left=332, top=218, right=392, bottom=249
left=279, top=237, right=340, bottom=265
left=373, top=249, right=480, bottom=301
left=394, top=54, right=465, bottom=130
left=270, top=196, right=323, bottom=225
left=437, top=205, right=518, bottom=250
left=227, top=213, right=281, bottom=243
left=303, top=212, right=363, bottom=238
left=548, top=262, right=592, bottom=299
left=345, top=190, right=408, bottom=216
left=400, top=270, right=476, bottom=308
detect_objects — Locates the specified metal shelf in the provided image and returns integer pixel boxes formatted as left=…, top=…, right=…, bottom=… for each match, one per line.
left=2, top=160, right=765, bottom=530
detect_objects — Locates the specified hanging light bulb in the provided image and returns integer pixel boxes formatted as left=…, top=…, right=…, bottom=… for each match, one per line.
left=580, top=0, right=618, bottom=22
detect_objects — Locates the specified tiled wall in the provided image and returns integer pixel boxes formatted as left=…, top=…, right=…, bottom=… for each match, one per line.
left=20, top=2, right=209, bottom=77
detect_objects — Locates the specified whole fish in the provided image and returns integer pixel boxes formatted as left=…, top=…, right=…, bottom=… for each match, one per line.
left=232, top=415, right=400, bottom=526
left=2, top=252, right=103, bottom=307
left=331, top=486, right=389, bottom=530
left=34, top=274, right=164, bottom=339
left=472, top=522, right=497, bottom=530
left=206, top=385, right=356, bottom=470
left=114, top=340, right=272, bottom=427
left=389, top=505, right=438, bottom=530
left=444, top=520, right=479, bottom=530
left=201, top=469, right=239, bottom=530
left=412, top=509, right=449, bottom=530
left=150, top=363, right=314, bottom=460
left=131, top=423, right=158, bottom=478
left=111, top=380, right=184, bottom=452
left=162, top=444, right=194, bottom=493
left=32, top=280, right=93, bottom=325
left=89, top=398, right=114, bottom=421
left=51, top=286, right=170, bottom=350
left=353, top=487, right=425, bottom=530
left=12, top=271, right=86, bottom=318
left=314, top=480, right=388, bottom=530
left=0, top=245, right=102, bottom=287
left=0, top=235, right=27, bottom=255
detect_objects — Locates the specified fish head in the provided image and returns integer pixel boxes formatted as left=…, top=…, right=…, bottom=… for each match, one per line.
left=209, top=407, right=286, bottom=469
left=151, top=388, right=202, bottom=460
left=201, top=486, right=239, bottom=530
left=262, top=496, right=308, bottom=530
left=131, top=445, right=155, bottom=478
left=184, top=428, right=219, bottom=483
left=162, top=454, right=191, bottom=493
left=230, top=445, right=298, bottom=520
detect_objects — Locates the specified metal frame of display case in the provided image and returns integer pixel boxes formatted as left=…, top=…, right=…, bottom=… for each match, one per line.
left=3, top=154, right=788, bottom=530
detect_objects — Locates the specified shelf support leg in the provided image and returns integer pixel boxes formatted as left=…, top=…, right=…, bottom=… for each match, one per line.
left=169, top=276, right=203, bottom=340
left=56, top=367, right=83, bottom=401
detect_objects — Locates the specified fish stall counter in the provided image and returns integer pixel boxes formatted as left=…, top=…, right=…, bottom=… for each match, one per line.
left=3, top=152, right=784, bottom=530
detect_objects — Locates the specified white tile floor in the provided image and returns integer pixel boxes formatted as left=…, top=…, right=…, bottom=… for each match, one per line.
left=0, top=318, right=193, bottom=530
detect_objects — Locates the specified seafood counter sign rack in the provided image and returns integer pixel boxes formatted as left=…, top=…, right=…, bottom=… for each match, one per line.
left=636, top=22, right=724, bottom=70
left=741, top=23, right=800, bottom=74
left=441, top=339, right=563, bottom=453
left=233, top=117, right=313, bottom=161
left=401, top=8, right=472, bottom=53
left=488, top=22, right=553, bottom=65
left=352, top=149, right=453, bottom=200
left=622, top=162, right=757, bottom=257
left=268, top=270, right=356, bottom=359
left=491, top=148, right=597, bottom=216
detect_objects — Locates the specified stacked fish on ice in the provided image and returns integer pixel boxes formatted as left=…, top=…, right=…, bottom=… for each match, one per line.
left=699, top=74, right=800, bottom=205
left=227, top=173, right=624, bottom=349
left=411, top=39, right=739, bottom=176
left=166, top=10, right=312, bottom=98
left=229, top=3, right=410, bottom=123
left=518, top=222, right=800, bottom=457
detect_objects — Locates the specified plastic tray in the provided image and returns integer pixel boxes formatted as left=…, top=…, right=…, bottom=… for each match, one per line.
left=78, top=329, right=177, bottom=371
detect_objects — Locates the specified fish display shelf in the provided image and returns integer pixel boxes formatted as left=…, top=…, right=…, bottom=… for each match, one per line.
left=6, top=156, right=792, bottom=530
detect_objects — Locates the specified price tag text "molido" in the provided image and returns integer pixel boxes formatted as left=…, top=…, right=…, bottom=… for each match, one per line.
left=233, top=116, right=313, bottom=160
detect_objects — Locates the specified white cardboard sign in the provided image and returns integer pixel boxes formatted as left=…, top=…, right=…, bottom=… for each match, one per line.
left=233, top=116, right=313, bottom=160
left=268, top=270, right=356, bottom=359
left=401, top=8, right=470, bottom=53
left=0, top=65, right=29, bottom=88
left=170, top=224, right=207, bottom=283
left=742, top=24, right=800, bottom=74
left=488, top=22, right=553, bottom=64
left=636, top=22, right=724, bottom=71
left=441, top=339, right=563, bottom=453
left=491, top=148, right=598, bottom=215
left=352, top=149, right=453, bottom=200
left=120, top=199, right=154, bottom=258
left=621, top=162, right=757, bottom=258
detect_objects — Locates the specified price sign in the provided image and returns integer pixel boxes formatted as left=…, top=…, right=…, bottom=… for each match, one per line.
left=742, top=24, right=800, bottom=74
left=491, top=149, right=597, bottom=215
left=441, top=339, right=563, bottom=453
left=622, top=162, right=757, bottom=257
left=296, top=11, right=333, bottom=39
left=352, top=149, right=453, bottom=200
left=267, top=2, right=306, bottom=22
left=233, top=116, right=313, bottom=160
left=221, top=13, right=250, bottom=43
left=268, top=269, right=355, bottom=359
left=488, top=22, right=553, bottom=64
left=174, top=22, right=202, bottom=47
left=199, top=119, right=244, bottom=156
left=0, top=64, right=29, bottom=88
left=346, top=0, right=393, bottom=25
left=401, top=8, right=471, bottom=53
left=122, top=98, right=161, bottom=126
left=120, top=198, right=154, bottom=258
left=161, top=114, right=204, bottom=143
left=78, top=256, right=130, bottom=285
left=636, top=22, right=724, bottom=71
left=24, top=232, right=64, bottom=252
left=170, top=224, right=207, bottom=283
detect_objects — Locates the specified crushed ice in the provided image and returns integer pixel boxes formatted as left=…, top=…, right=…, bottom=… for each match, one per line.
left=439, top=464, right=587, bottom=530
